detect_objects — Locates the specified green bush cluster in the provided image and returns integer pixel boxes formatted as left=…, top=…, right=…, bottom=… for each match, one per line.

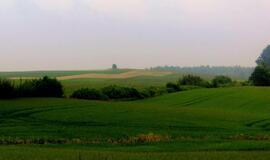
left=102, top=85, right=142, bottom=100
left=165, top=74, right=239, bottom=94
left=140, top=86, right=167, bottom=98
left=71, top=88, right=108, bottom=100
left=211, top=76, right=233, bottom=88
left=0, top=76, right=63, bottom=99
left=71, top=85, right=167, bottom=101
left=178, top=75, right=210, bottom=87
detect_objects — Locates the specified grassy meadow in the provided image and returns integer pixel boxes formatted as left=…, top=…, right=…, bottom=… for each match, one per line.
left=0, top=70, right=269, bottom=159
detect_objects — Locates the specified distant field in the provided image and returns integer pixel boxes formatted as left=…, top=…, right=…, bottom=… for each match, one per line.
left=0, top=69, right=216, bottom=96
left=0, top=69, right=131, bottom=78
left=0, top=87, right=270, bottom=159
left=57, top=70, right=172, bottom=80
left=1, top=69, right=181, bottom=95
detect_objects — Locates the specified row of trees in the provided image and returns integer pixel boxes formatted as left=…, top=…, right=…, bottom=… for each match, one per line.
left=150, top=66, right=253, bottom=80
left=0, top=76, right=63, bottom=99
left=166, top=75, right=234, bottom=93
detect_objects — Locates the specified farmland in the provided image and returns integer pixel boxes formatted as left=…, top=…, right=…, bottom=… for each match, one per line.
left=0, top=69, right=214, bottom=96
left=0, top=85, right=270, bottom=159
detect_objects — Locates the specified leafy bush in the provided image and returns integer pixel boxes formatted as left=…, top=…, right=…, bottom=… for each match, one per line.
left=32, top=76, right=64, bottom=97
left=141, top=86, right=167, bottom=98
left=0, top=79, right=16, bottom=99
left=102, top=85, right=142, bottom=100
left=17, top=80, right=37, bottom=97
left=249, top=64, right=270, bottom=86
left=212, top=76, right=233, bottom=88
left=166, top=82, right=182, bottom=93
left=71, top=88, right=108, bottom=100
left=178, top=75, right=210, bottom=87
left=239, top=81, right=251, bottom=86
left=14, top=76, right=63, bottom=98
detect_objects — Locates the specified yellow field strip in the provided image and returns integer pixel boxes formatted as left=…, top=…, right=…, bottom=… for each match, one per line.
left=8, top=70, right=173, bottom=80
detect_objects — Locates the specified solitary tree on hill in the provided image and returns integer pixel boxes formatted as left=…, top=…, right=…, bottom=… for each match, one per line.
left=112, top=64, right=118, bottom=70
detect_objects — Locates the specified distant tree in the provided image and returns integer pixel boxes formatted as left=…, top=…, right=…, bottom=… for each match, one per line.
left=256, top=45, right=270, bottom=67
left=212, top=76, right=232, bottom=88
left=249, top=64, right=270, bottom=86
left=112, top=64, right=118, bottom=70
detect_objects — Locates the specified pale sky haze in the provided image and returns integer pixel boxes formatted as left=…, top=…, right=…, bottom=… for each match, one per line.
left=0, top=0, right=270, bottom=71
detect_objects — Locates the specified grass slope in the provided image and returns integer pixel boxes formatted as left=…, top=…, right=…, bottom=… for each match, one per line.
left=0, top=87, right=270, bottom=159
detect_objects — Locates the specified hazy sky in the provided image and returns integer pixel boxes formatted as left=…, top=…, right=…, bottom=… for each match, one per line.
left=1, top=0, right=270, bottom=71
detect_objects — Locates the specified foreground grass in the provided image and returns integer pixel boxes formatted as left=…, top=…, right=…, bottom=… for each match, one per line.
left=1, top=145, right=270, bottom=160
left=0, top=87, right=270, bottom=159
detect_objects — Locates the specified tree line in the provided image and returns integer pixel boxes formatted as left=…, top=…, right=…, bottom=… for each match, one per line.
left=150, top=66, right=253, bottom=80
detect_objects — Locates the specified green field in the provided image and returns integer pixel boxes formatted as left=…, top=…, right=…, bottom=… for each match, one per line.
left=0, top=69, right=131, bottom=78
left=0, top=87, right=270, bottom=159
left=61, top=74, right=182, bottom=95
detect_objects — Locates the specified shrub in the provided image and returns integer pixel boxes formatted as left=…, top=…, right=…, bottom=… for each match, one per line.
left=32, top=76, right=64, bottom=97
left=71, top=88, right=107, bottom=100
left=212, top=76, right=233, bottom=88
left=17, top=80, right=36, bottom=97
left=239, top=81, right=251, bottom=86
left=178, top=75, right=210, bottom=87
left=102, top=85, right=142, bottom=100
left=0, top=79, right=16, bottom=99
left=17, top=76, right=64, bottom=98
left=166, top=82, right=182, bottom=93
left=140, top=86, right=166, bottom=98
left=249, top=64, right=270, bottom=86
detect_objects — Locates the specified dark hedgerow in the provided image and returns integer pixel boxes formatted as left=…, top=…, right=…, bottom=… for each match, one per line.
left=0, top=76, right=64, bottom=99
left=101, top=85, right=143, bottom=100
left=140, top=86, right=167, bottom=98
left=166, top=82, right=182, bottom=93
left=71, top=88, right=108, bottom=100
left=0, top=78, right=16, bottom=99
left=32, top=76, right=64, bottom=97
left=18, top=76, right=64, bottom=98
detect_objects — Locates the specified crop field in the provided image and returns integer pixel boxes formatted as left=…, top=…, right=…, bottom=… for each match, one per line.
left=1, top=69, right=214, bottom=96
left=0, top=87, right=270, bottom=159
left=0, top=69, right=131, bottom=79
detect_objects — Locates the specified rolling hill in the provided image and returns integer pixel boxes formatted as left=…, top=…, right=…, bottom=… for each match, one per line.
left=0, top=87, right=270, bottom=155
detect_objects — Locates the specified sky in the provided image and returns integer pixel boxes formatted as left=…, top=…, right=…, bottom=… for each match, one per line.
left=0, top=0, right=270, bottom=71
